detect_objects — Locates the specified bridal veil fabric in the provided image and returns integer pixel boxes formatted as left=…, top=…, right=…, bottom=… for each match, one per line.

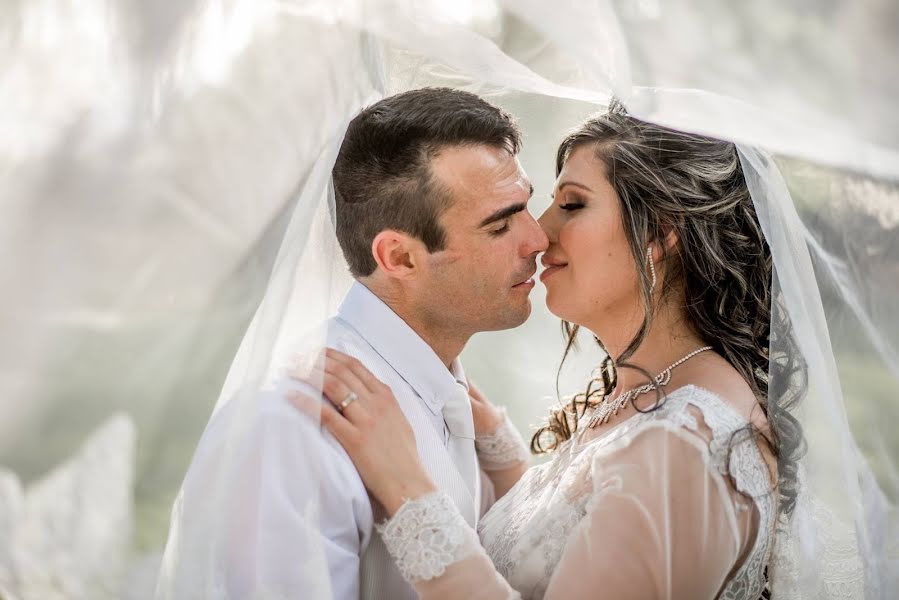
left=1, top=0, right=897, bottom=598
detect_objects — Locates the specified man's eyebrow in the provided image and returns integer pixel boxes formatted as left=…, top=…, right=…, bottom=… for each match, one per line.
left=478, top=202, right=528, bottom=228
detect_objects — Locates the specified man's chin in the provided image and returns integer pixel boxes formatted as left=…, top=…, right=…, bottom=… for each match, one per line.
left=487, top=300, right=531, bottom=332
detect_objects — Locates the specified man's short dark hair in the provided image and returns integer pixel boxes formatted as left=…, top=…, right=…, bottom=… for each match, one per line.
left=331, top=87, right=521, bottom=277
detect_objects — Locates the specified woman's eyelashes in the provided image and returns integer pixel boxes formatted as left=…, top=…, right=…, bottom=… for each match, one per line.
left=557, top=192, right=586, bottom=211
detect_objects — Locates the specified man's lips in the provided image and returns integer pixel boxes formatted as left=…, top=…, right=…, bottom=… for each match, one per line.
left=512, top=268, right=537, bottom=289
left=512, top=278, right=535, bottom=290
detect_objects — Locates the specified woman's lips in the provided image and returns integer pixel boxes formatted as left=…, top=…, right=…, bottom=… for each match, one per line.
left=540, top=264, right=566, bottom=282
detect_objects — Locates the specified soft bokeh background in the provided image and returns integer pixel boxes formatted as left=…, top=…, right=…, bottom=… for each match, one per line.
left=1, top=1, right=896, bottom=598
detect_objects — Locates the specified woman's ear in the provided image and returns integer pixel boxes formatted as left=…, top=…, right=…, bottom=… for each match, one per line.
left=659, top=227, right=680, bottom=255
left=646, top=227, right=679, bottom=266
left=370, top=230, right=422, bottom=280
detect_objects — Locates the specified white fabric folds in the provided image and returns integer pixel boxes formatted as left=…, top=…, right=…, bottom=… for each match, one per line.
left=0, top=1, right=896, bottom=598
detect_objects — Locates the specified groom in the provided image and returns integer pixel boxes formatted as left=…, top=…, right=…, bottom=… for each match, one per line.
left=164, top=88, right=546, bottom=599
left=311, top=87, right=545, bottom=599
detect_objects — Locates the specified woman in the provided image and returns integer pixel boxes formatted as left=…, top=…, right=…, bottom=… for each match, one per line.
left=297, top=104, right=804, bottom=599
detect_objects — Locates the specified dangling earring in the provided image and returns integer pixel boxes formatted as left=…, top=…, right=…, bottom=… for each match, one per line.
left=646, top=246, right=657, bottom=294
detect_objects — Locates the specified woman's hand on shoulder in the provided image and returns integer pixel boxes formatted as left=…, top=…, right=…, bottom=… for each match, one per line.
left=288, top=348, right=437, bottom=516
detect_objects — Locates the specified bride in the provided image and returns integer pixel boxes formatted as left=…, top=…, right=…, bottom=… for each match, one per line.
left=294, top=104, right=805, bottom=599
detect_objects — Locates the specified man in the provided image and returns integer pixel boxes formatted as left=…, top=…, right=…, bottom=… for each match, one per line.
left=158, top=88, right=546, bottom=599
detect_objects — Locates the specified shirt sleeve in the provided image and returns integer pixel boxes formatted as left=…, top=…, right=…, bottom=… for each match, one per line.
left=161, top=376, right=373, bottom=600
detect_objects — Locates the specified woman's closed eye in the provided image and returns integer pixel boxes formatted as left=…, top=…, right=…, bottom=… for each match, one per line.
left=554, top=191, right=587, bottom=211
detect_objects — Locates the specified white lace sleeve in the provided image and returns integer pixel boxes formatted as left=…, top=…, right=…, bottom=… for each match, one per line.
left=377, top=491, right=521, bottom=598
left=475, top=408, right=530, bottom=471
left=376, top=491, right=481, bottom=581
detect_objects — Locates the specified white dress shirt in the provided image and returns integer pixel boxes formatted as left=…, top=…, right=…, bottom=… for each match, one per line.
left=182, top=282, right=483, bottom=599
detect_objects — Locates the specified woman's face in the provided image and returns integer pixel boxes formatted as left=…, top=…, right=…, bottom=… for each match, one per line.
left=537, top=144, right=643, bottom=351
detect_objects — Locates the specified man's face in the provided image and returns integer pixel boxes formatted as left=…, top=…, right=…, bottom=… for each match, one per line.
left=413, top=144, right=548, bottom=334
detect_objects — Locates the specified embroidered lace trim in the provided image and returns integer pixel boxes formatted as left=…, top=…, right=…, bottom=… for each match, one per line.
left=376, top=491, right=480, bottom=582
left=475, top=408, right=531, bottom=471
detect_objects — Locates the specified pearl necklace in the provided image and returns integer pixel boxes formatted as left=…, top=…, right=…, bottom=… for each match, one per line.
left=587, top=346, right=713, bottom=429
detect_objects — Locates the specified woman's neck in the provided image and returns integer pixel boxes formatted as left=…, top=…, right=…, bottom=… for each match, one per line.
left=594, top=302, right=706, bottom=395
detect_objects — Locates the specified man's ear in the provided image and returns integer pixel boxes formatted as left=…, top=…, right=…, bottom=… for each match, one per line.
left=371, top=230, right=423, bottom=279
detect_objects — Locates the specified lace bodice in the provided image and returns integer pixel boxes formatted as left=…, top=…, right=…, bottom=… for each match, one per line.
left=479, top=385, right=774, bottom=599
left=380, top=385, right=777, bottom=599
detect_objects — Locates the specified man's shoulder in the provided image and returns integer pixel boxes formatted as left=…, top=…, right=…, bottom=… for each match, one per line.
left=287, top=316, right=394, bottom=380
left=195, top=316, right=361, bottom=448
left=194, top=362, right=369, bottom=496
left=283, top=315, right=369, bottom=354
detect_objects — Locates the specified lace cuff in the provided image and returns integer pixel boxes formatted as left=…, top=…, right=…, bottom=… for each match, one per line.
left=376, top=491, right=481, bottom=582
left=475, top=408, right=530, bottom=470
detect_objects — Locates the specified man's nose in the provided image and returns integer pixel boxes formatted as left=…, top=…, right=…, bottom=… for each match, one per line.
left=536, top=206, right=555, bottom=245
left=523, top=211, right=549, bottom=255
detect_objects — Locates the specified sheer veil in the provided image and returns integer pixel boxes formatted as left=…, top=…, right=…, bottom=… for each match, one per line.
left=1, top=1, right=896, bottom=598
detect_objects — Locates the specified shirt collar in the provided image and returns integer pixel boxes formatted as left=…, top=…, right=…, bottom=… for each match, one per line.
left=336, top=282, right=467, bottom=413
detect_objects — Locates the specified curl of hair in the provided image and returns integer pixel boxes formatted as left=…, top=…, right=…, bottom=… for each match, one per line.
left=530, top=100, right=806, bottom=517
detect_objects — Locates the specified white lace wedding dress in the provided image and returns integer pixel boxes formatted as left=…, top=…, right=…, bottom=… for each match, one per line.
left=378, top=385, right=776, bottom=599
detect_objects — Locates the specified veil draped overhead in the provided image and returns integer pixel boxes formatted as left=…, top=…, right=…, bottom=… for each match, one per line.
left=1, top=0, right=896, bottom=598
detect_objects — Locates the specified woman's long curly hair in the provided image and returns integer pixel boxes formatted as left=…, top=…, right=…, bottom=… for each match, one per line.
left=530, top=102, right=806, bottom=516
